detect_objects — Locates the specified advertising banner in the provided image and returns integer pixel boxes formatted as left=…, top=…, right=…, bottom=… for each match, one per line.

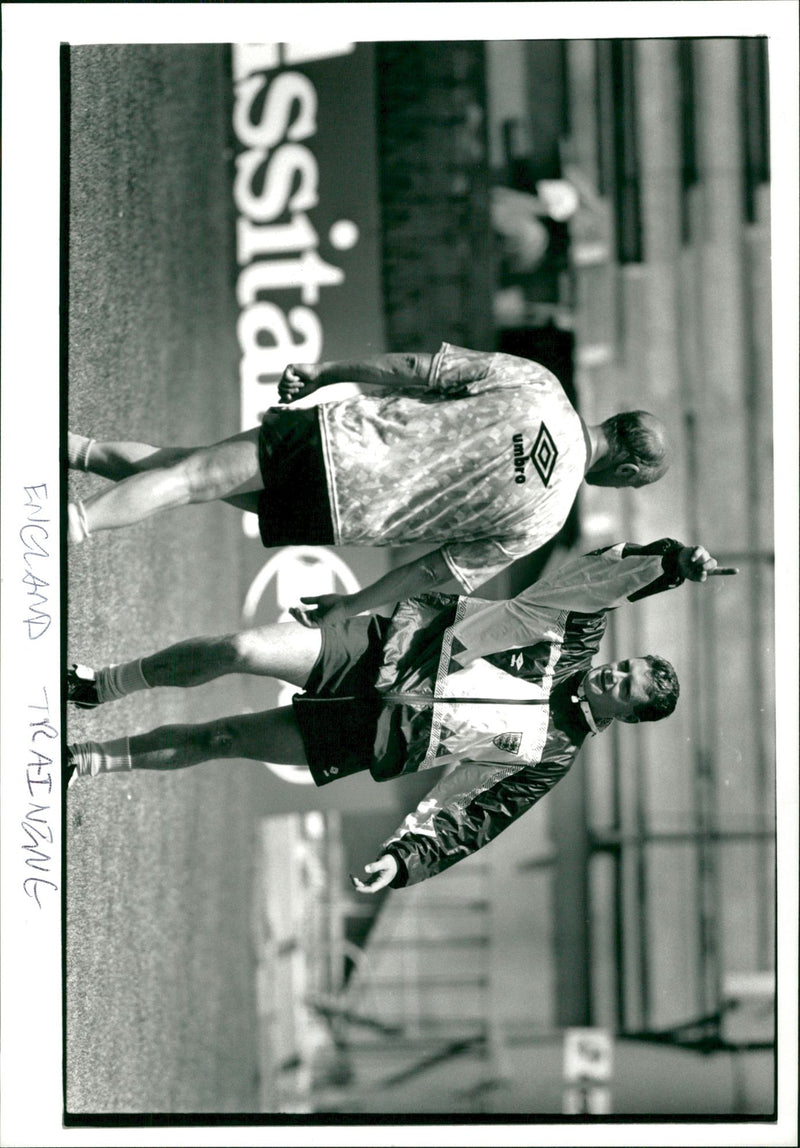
left=230, top=42, right=386, bottom=444
left=229, top=43, right=395, bottom=811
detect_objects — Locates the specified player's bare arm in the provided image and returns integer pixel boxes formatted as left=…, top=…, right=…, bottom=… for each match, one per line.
left=277, top=353, right=434, bottom=402
left=290, top=547, right=454, bottom=627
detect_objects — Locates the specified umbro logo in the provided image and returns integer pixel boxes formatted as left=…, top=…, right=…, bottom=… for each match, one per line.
left=511, top=423, right=559, bottom=486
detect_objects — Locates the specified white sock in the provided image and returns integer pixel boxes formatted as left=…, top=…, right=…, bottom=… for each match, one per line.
left=95, top=659, right=152, bottom=704
left=68, top=433, right=95, bottom=469
left=70, top=737, right=132, bottom=778
left=68, top=501, right=91, bottom=542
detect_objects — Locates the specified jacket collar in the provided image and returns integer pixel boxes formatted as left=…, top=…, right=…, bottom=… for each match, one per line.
left=570, top=670, right=612, bottom=736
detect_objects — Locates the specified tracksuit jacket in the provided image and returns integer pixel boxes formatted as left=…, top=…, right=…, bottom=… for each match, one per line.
left=369, top=538, right=687, bottom=887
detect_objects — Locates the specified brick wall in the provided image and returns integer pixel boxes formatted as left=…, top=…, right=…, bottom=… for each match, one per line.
left=376, top=43, right=495, bottom=352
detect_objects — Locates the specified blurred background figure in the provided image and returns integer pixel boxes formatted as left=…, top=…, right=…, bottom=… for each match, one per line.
left=492, top=168, right=607, bottom=272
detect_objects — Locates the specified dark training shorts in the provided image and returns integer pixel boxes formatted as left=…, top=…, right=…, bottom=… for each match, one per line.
left=257, top=408, right=335, bottom=547
left=293, top=615, right=391, bottom=787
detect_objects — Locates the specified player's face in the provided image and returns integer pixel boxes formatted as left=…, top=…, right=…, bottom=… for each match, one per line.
left=583, top=658, right=652, bottom=723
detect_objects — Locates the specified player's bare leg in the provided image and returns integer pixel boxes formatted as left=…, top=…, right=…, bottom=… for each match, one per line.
left=67, top=707, right=310, bottom=782
left=68, top=432, right=262, bottom=515
left=68, top=621, right=323, bottom=707
left=68, top=432, right=194, bottom=479
left=143, top=622, right=322, bottom=690
left=68, top=426, right=263, bottom=539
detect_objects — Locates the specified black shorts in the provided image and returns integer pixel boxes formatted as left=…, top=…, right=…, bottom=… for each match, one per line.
left=257, top=408, right=335, bottom=547
left=293, top=615, right=390, bottom=787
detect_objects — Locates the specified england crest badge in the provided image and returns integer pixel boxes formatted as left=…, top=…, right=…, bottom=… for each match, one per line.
left=493, top=731, right=522, bottom=755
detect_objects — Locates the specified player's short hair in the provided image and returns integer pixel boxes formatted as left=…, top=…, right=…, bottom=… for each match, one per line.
left=633, top=655, right=680, bottom=722
left=602, top=410, right=670, bottom=486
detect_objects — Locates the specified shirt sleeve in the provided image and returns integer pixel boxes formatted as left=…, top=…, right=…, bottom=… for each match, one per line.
left=448, top=539, right=685, bottom=662
left=510, top=538, right=685, bottom=613
left=440, top=537, right=524, bottom=593
left=428, top=342, right=561, bottom=398
left=382, top=754, right=573, bottom=887
left=426, top=342, right=493, bottom=394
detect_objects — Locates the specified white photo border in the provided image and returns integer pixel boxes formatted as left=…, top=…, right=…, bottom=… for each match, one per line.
left=1, top=4, right=797, bottom=1146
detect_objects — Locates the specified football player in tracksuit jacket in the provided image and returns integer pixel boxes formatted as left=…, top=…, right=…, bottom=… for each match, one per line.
left=66, top=539, right=735, bottom=891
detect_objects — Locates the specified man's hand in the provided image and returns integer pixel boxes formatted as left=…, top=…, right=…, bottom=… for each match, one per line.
left=278, top=363, right=321, bottom=404
left=290, top=593, right=350, bottom=628
left=350, top=855, right=398, bottom=894
left=678, top=545, right=738, bottom=582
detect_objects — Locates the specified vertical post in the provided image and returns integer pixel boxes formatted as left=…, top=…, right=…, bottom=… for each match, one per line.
left=610, top=40, right=643, bottom=264
left=677, top=40, right=698, bottom=245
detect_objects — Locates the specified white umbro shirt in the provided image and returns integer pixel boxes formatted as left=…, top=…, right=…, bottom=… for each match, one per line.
left=318, top=342, right=588, bottom=591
